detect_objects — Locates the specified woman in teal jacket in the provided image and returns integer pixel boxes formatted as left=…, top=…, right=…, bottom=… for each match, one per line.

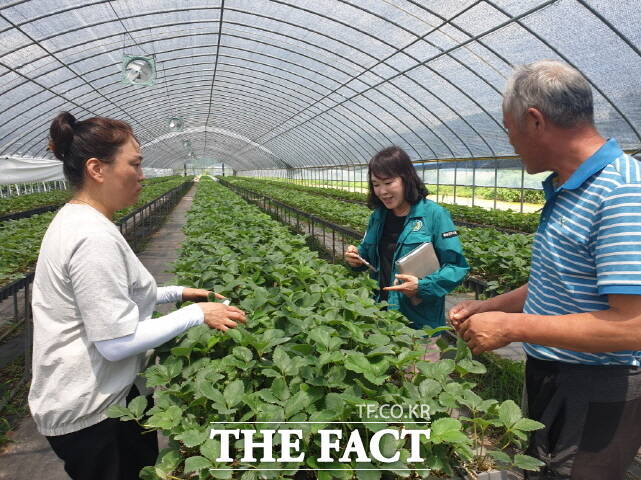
left=345, top=146, right=469, bottom=331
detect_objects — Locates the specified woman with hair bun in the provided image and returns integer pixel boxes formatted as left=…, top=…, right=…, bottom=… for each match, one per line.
left=30, top=112, right=247, bottom=479
left=344, top=146, right=469, bottom=359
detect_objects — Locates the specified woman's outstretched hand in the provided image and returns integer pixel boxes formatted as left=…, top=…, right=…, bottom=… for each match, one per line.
left=197, top=302, right=246, bottom=332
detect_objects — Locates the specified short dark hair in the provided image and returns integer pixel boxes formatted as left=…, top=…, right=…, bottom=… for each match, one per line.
left=48, top=112, right=135, bottom=188
left=366, top=146, right=428, bottom=209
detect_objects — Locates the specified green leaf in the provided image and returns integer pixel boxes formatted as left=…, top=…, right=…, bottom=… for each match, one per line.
left=487, top=450, right=511, bottom=464
left=261, top=368, right=281, bottom=378
left=170, top=346, right=193, bottom=359
left=184, top=455, right=213, bottom=473
left=319, top=351, right=344, bottom=367
left=459, top=390, right=482, bottom=411
left=514, top=418, right=545, bottom=432
left=105, top=404, right=134, bottom=421
left=438, top=391, right=459, bottom=409
left=513, top=453, right=546, bottom=471
left=198, top=380, right=225, bottom=403
left=233, top=346, right=253, bottom=362
left=325, top=366, right=346, bottom=386
left=431, top=417, right=461, bottom=434
left=164, top=357, right=183, bottom=379
left=257, top=389, right=280, bottom=404
left=367, top=333, right=390, bottom=346
left=271, top=349, right=307, bottom=378
left=498, top=400, right=522, bottom=427
left=145, top=405, right=183, bottom=430
left=143, top=365, right=171, bottom=387
left=200, top=438, right=222, bottom=462
left=138, top=466, right=161, bottom=480
left=224, top=379, right=245, bottom=408
left=418, top=379, right=442, bottom=398
left=127, top=395, right=147, bottom=419
left=211, top=468, right=233, bottom=479
left=154, top=448, right=182, bottom=476
left=175, top=429, right=209, bottom=448
left=285, top=389, right=313, bottom=418
left=271, top=376, right=290, bottom=402
left=344, top=352, right=389, bottom=384
left=309, top=326, right=333, bottom=350
left=457, top=358, right=487, bottom=375
left=438, top=430, right=468, bottom=443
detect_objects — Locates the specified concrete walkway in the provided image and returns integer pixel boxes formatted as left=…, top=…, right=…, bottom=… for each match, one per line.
left=0, top=186, right=196, bottom=479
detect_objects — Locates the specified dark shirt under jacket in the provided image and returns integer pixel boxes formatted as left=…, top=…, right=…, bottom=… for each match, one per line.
left=378, top=212, right=406, bottom=302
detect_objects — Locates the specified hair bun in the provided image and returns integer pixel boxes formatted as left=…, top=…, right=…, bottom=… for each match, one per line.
left=48, top=111, right=77, bottom=160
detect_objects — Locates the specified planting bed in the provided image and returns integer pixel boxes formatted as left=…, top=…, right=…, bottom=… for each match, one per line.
left=108, top=178, right=543, bottom=479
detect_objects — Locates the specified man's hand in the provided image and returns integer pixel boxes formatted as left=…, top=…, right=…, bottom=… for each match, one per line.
left=182, top=288, right=225, bottom=302
left=458, top=311, right=514, bottom=354
left=344, top=245, right=365, bottom=268
left=383, top=274, right=419, bottom=297
left=448, top=299, right=488, bottom=330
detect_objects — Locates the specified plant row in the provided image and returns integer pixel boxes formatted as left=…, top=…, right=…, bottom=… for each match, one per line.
left=222, top=177, right=533, bottom=295
left=108, top=178, right=543, bottom=479
left=0, top=177, right=192, bottom=289
left=281, top=179, right=546, bottom=205
left=426, top=185, right=545, bottom=205
left=0, top=189, right=71, bottom=217
left=237, top=178, right=540, bottom=233
left=0, top=175, right=190, bottom=217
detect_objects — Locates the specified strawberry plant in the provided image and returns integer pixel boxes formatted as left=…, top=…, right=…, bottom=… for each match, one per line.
left=108, top=179, right=542, bottom=479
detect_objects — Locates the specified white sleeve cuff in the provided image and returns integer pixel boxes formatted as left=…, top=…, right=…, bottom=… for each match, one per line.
left=156, top=285, right=185, bottom=304
left=94, top=303, right=204, bottom=362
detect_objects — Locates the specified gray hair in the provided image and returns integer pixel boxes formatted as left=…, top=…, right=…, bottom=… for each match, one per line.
left=502, top=60, right=594, bottom=128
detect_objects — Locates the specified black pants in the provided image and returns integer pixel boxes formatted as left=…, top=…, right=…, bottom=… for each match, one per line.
left=46, top=387, right=158, bottom=480
left=524, top=356, right=641, bottom=480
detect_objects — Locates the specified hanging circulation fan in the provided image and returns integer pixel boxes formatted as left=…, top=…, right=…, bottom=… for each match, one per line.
left=122, top=55, right=156, bottom=86
left=168, top=117, right=184, bottom=131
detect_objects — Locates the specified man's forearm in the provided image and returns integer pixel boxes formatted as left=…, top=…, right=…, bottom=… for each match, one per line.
left=509, top=308, right=641, bottom=352
left=483, top=283, right=528, bottom=313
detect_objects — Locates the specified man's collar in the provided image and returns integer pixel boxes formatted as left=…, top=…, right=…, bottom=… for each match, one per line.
left=542, top=138, right=623, bottom=198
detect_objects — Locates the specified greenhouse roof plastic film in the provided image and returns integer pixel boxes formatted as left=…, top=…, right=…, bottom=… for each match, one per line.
left=1, top=0, right=640, bottom=182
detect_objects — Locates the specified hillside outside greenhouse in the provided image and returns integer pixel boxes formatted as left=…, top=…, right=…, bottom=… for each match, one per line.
left=1, top=1, right=641, bottom=479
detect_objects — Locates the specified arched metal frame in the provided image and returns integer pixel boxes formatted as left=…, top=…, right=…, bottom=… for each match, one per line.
left=0, top=0, right=640, bottom=177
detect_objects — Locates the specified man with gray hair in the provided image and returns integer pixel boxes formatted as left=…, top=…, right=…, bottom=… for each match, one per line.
left=450, top=59, right=641, bottom=479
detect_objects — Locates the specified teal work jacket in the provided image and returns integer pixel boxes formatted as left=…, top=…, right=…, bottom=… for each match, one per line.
left=356, top=198, right=469, bottom=329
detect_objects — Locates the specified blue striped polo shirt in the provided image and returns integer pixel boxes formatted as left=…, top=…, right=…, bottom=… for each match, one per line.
left=523, top=138, right=641, bottom=365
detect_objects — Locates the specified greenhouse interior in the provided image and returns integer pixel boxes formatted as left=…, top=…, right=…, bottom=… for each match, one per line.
left=1, top=1, right=641, bottom=479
